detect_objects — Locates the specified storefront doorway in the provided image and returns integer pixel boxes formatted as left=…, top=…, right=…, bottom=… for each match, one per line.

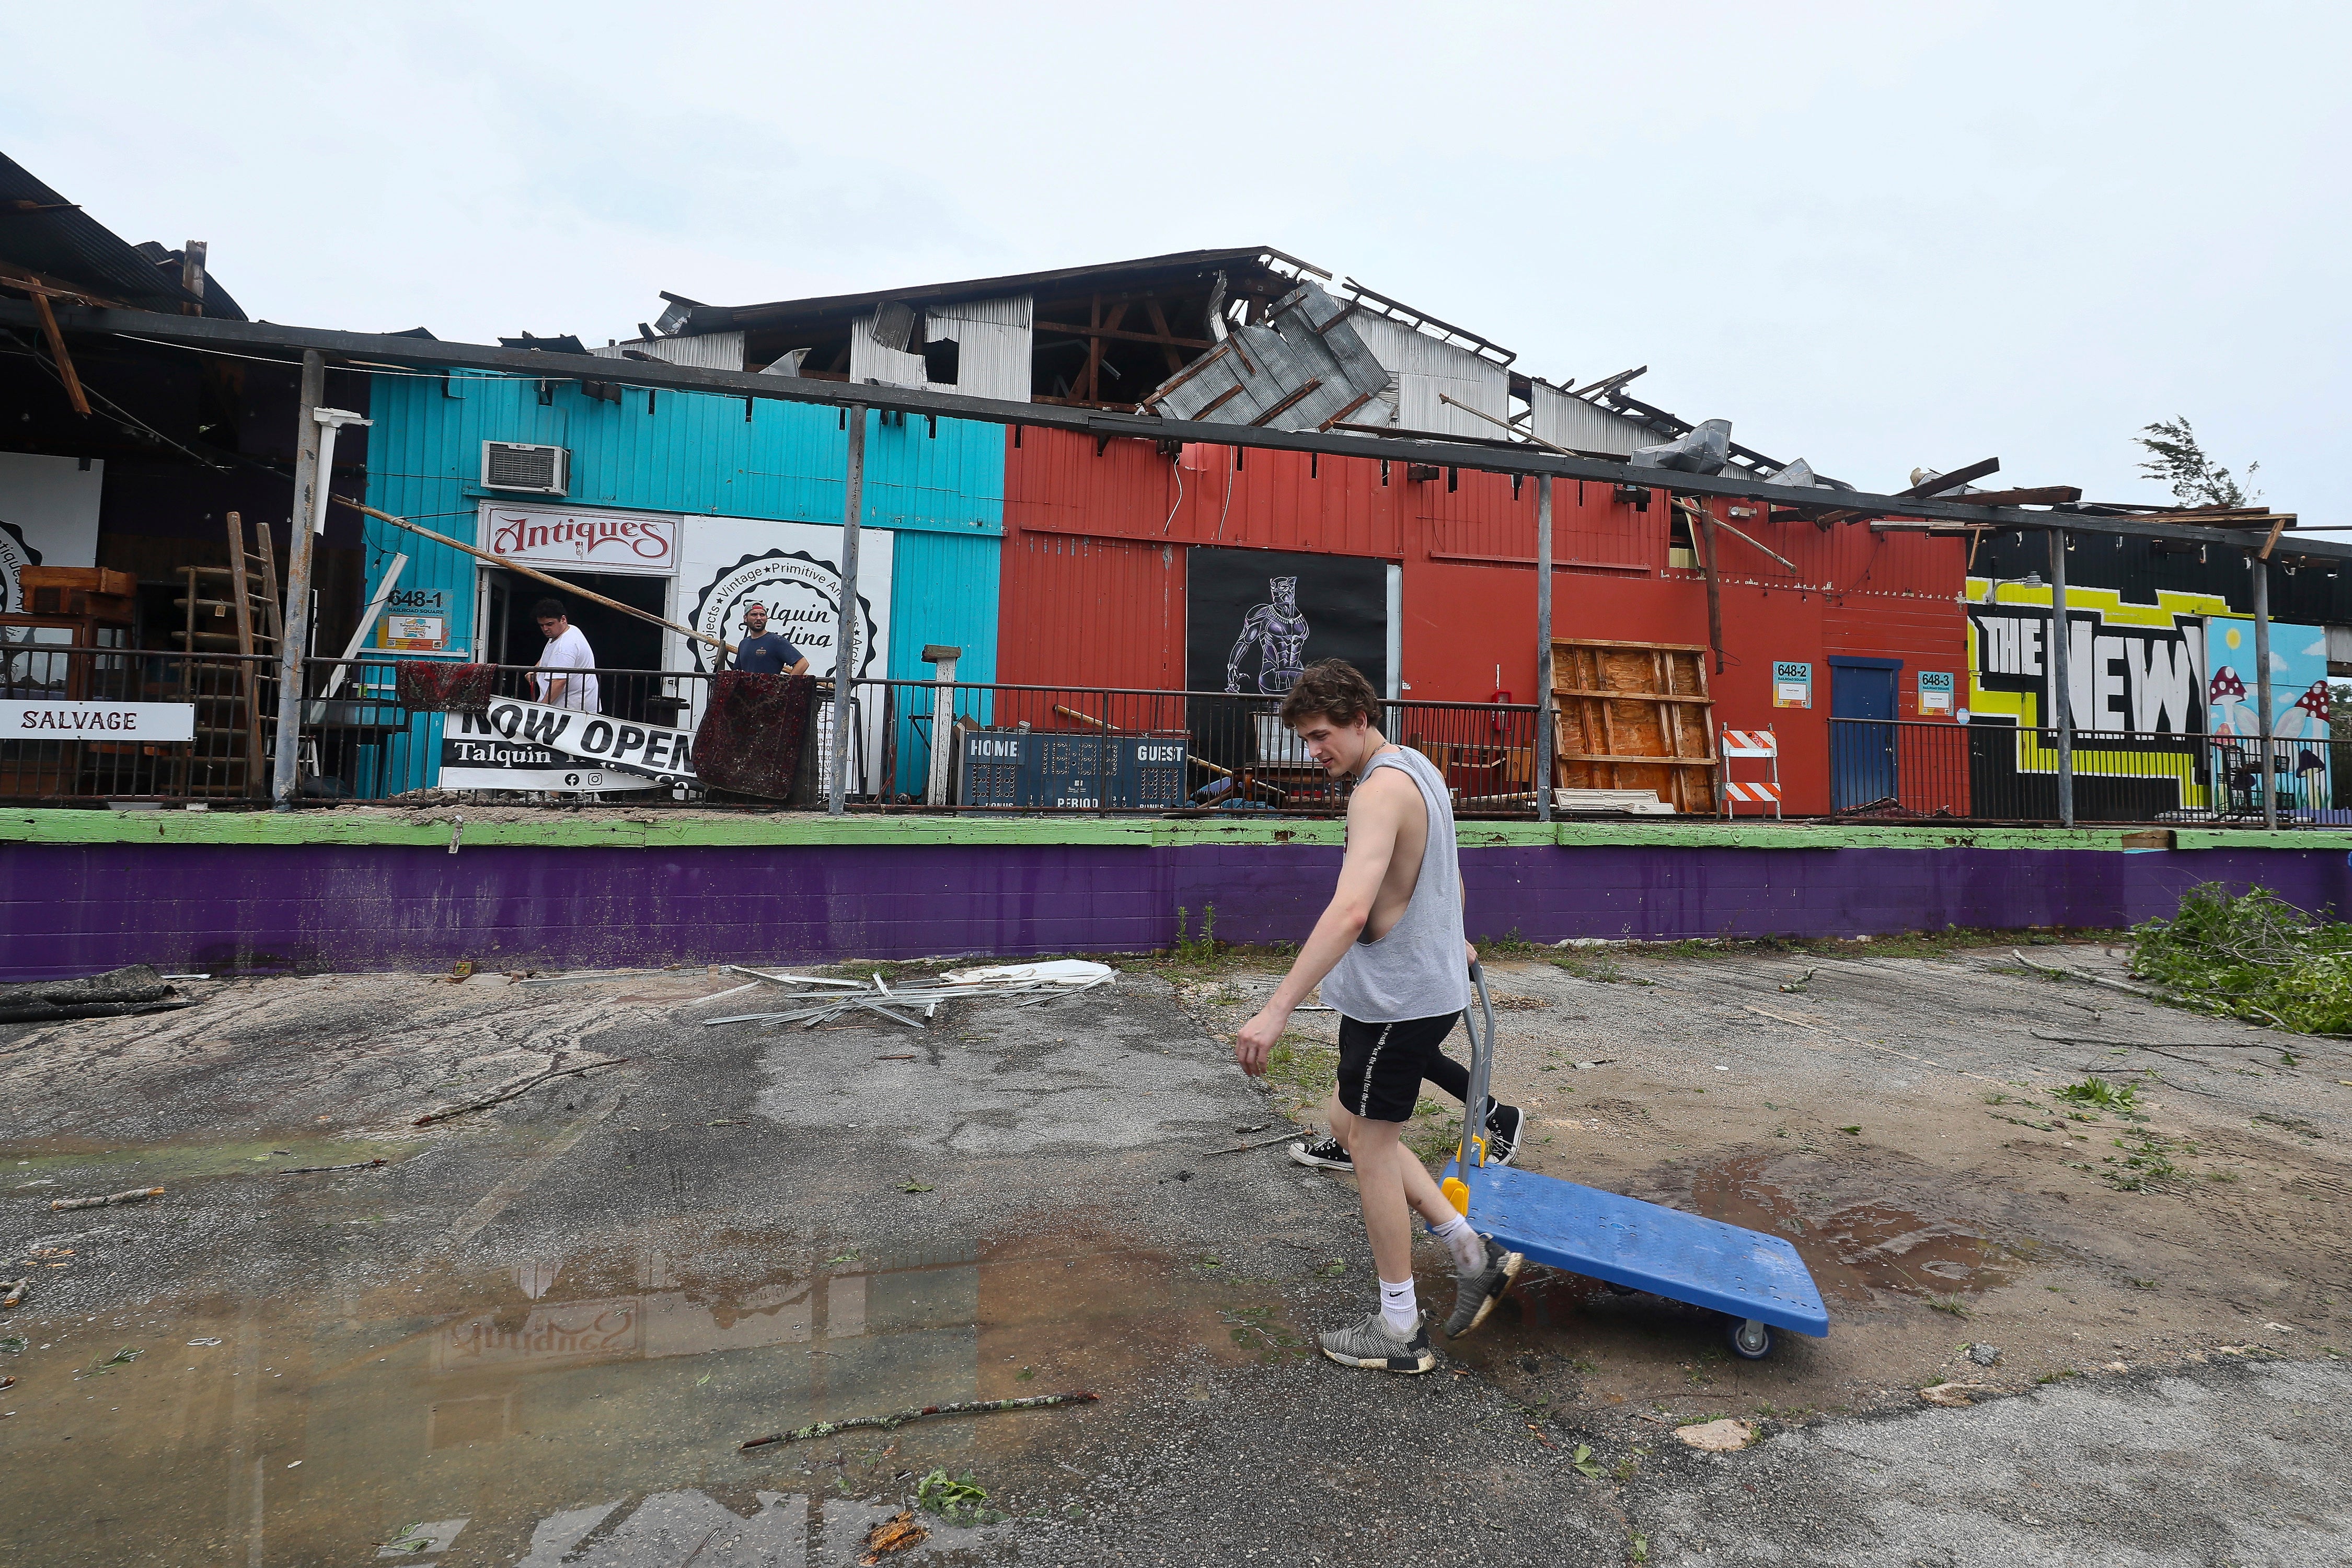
left=486, top=568, right=671, bottom=724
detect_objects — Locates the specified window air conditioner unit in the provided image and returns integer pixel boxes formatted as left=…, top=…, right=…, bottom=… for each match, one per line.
left=481, top=441, right=569, bottom=495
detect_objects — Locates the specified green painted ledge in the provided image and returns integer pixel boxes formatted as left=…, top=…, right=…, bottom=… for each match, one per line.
left=2173, top=828, right=2352, bottom=852
left=3, top=808, right=2344, bottom=854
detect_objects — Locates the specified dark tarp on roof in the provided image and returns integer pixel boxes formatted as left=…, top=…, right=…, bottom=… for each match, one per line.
left=0, top=151, right=245, bottom=318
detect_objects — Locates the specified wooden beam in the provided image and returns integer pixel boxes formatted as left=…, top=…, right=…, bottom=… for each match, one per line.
left=1144, top=297, right=1189, bottom=373
left=1921, top=485, right=2079, bottom=507
left=1897, top=457, right=2001, bottom=498
left=1189, top=384, right=1245, bottom=421
left=1036, top=319, right=1213, bottom=351
left=1248, top=378, right=1322, bottom=427
left=2261, top=513, right=2290, bottom=561
left=28, top=291, right=89, bottom=416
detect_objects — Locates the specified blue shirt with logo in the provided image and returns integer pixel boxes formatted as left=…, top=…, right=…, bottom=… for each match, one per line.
left=730, top=632, right=805, bottom=675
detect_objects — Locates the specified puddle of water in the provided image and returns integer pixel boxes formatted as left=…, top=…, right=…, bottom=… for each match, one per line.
left=1431, top=1151, right=2020, bottom=1383
left=5, top=1135, right=418, bottom=1189
left=0, top=1235, right=1286, bottom=1565
left=1686, top=1153, right=2017, bottom=1304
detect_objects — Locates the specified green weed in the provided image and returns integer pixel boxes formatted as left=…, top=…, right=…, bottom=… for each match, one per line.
left=2055, top=1076, right=2137, bottom=1111
left=916, top=1469, right=1001, bottom=1526
left=1551, top=948, right=1629, bottom=983
left=1571, top=1443, right=1607, bottom=1480
left=1928, top=1296, right=1971, bottom=1319
left=1171, top=904, right=1221, bottom=966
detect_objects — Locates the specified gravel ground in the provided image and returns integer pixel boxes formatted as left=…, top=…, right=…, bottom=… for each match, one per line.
left=3, top=943, right=2348, bottom=1565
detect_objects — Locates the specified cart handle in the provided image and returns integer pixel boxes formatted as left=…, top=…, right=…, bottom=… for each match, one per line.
left=1456, top=961, right=1498, bottom=1182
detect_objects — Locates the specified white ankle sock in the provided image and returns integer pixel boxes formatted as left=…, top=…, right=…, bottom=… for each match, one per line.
left=1378, top=1276, right=1418, bottom=1336
left=1431, top=1213, right=1485, bottom=1274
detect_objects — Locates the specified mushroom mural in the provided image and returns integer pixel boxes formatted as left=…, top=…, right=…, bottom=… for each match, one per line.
left=2209, top=665, right=2251, bottom=737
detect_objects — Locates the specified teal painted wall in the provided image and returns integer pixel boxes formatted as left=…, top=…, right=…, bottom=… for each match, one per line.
left=359, top=371, right=1005, bottom=796
left=885, top=530, right=1001, bottom=795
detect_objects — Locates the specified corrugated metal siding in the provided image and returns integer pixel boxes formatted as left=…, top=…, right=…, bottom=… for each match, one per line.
left=886, top=528, right=1002, bottom=793
left=371, top=374, right=1002, bottom=537
left=1528, top=381, right=1656, bottom=456
left=850, top=310, right=932, bottom=389
left=1975, top=528, right=2352, bottom=623
left=1005, top=428, right=1400, bottom=559
left=590, top=331, right=746, bottom=370
left=923, top=294, right=1033, bottom=403
left=997, top=531, right=1183, bottom=691
left=1418, top=471, right=1662, bottom=573
left=1347, top=313, right=1509, bottom=438
left=363, top=372, right=1010, bottom=793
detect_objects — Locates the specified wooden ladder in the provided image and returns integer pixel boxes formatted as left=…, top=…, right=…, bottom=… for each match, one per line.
left=167, top=511, right=282, bottom=798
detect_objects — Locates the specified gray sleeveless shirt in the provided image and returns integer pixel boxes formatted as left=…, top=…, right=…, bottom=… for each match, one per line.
left=1319, top=746, right=1472, bottom=1023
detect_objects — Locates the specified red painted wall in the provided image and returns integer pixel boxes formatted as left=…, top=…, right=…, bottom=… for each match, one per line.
left=999, top=428, right=1969, bottom=814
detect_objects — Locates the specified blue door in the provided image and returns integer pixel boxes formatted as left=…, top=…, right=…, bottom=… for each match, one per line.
left=1830, top=660, right=1900, bottom=809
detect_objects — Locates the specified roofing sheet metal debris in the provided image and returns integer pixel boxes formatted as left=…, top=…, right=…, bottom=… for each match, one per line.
left=1145, top=282, right=1390, bottom=432
left=699, top=962, right=1116, bottom=1029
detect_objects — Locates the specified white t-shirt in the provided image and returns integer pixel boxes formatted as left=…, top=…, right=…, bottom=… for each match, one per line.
left=533, top=625, right=601, bottom=712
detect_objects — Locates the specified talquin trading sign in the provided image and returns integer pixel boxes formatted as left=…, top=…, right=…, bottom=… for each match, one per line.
left=480, top=503, right=679, bottom=577
left=673, top=518, right=893, bottom=681
left=671, top=516, right=893, bottom=794
left=437, top=696, right=692, bottom=793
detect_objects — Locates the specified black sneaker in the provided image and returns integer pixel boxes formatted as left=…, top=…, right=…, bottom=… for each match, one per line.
left=1444, top=1236, right=1525, bottom=1338
left=1288, top=1135, right=1352, bottom=1171
left=1319, top=1309, right=1436, bottom=1374
left=1483, top=1102, right=1526, bottom=1167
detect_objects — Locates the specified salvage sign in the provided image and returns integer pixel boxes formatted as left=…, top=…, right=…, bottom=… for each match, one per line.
left=437, top=696, right=694, bottom=793
left=3, top=700, right=195, bottom=741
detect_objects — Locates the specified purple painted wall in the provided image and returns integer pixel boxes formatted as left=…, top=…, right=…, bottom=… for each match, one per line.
left=4, top=842, right=2349, bottom=981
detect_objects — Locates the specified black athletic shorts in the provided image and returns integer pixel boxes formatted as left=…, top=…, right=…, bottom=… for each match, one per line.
left=1335, top=1011, right=1464, bottom=1124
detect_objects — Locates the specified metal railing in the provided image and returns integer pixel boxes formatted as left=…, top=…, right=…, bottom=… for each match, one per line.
left=0, top=642, right=279, bottom=801
left=276, top=661, right=1550, bottom=814
left=1828, top=718, right=2352, bottom=825
left=857, top=678, right=1546, bottom=814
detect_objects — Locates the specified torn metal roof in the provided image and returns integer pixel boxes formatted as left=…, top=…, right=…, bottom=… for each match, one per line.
left=664, top=247, right=1324, bottom=336
left=1142, top=282, right=1390, bottom=432
left=0, top=152, right=239, bottom=317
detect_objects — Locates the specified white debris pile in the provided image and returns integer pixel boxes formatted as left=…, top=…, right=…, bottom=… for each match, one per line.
left=693, top=961, right=1116, bottom=1030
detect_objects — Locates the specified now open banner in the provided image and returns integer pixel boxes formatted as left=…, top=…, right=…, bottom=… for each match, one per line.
left=438, top=697, right=694, bottom=793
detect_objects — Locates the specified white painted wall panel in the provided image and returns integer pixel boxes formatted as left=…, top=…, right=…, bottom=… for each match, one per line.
left=1347, top=312, right=1508, bottom=437
left=922, top=294, right=1032, bottom=402
left=591, top=331, right=746, bottom=371
left=1529, top=381, right=1661, bottom=456
left=849, top=294, right=1032, bottom=400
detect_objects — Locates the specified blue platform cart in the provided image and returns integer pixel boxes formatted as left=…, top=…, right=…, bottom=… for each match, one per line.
left=1442, top=963, right=1829, bottom=1359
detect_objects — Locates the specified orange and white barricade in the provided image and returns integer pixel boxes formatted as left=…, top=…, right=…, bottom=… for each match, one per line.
left=1719, top=725, right=1782, bottom=818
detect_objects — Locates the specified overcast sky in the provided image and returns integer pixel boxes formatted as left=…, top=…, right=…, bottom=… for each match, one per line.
left=11, top=2, right=2343, bottom=507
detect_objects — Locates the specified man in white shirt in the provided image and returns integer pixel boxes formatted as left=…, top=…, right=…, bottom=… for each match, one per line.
left=531, top=598, right=600, bottom=712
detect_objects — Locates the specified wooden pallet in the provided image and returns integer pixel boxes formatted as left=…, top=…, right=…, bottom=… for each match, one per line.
left=1552, top=637, right=1716, bottom=814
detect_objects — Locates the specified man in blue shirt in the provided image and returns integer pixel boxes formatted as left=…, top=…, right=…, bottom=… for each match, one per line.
left=728, top=603, right=810, bottom=676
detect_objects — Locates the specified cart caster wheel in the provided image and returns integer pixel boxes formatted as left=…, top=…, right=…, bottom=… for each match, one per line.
left=1727, top=1318, right=1774, bottom=1360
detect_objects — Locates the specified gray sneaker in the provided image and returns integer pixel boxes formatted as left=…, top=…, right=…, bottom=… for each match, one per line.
left=1319, top=1310, right=1435, bottom=1374
left=1444, top=1236, right=1524, bottom=1338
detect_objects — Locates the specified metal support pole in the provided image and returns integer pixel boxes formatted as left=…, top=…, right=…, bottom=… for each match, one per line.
left=2048, top=528, right=2073, bottom=827
left=1535, top=475, right=1554, bottom=823
left=271, top=351, right=325, bottom=809
left=828, top=406, right=867, bottom=816
left=2252, top=551, right=2276, bottom=830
